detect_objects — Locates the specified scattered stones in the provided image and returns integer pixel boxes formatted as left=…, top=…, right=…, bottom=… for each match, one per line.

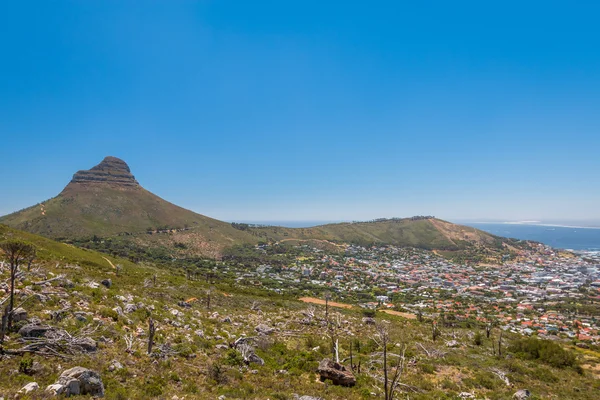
left=100, top=279, right=112, bottom=288
left=317, top=358, right=356, bottom=387
left=45, top=366, right=104, bottom=397
left=51, top=308, right=70, bottom=321
left=362, top=317, right=375, bottom=325
left=123, top=303, right=137, bottom=313
left=73, top=312, right=88, bottom=322
left=513, top=389, right=531, bottom=399
left=255, top=324, right=276, bottom=335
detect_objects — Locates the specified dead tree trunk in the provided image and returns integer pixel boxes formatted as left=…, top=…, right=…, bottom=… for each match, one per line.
left=147, top=318, right=156, bottom=355
left=432, top=321, right=438, bottom=342
left=0, top=305, right=9, bottom=344
left=349, top=340, right=354, bottom=371
left=8, top=267, right=16, bottom=330
left=498, top=330, right=503, bottom=357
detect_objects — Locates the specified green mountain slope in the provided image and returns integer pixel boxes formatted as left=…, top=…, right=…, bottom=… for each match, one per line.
left=1, top=157, right=519, bottom=259
left=0, top=223, right=133, bottom=270
left=0, top=157, right=257, bottom=255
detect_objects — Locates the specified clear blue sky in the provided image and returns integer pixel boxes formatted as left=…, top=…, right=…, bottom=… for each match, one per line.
left=1, top=1, right=599, bottom=223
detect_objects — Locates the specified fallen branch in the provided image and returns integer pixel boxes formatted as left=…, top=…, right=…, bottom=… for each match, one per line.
left=32, top=275, right=65, bottom=285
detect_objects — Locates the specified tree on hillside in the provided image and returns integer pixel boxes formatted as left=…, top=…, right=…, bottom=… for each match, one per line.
left=0, top=240, right=36, bottom=329
left=372, top=323, right=406, bottom=400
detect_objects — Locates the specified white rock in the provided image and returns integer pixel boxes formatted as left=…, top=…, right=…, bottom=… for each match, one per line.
left=18, top=382, right=39, bottom=394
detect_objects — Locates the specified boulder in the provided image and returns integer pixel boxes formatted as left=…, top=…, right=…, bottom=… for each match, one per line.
left=73, top=312, right=88, bottom=322
left=513, top=389, right=531, bottom=399
left=123, top=303, right=137, bottom=313
left=445, top=340, right=459, bottom=348
left=100, top=279, right=112, bottom=288
left=18, top=382, right=39, bottom=394
left=317, top=358, right=356, bottom=387
left=255, top=324, right=276, bottom=335
left=46, top=366, right=104, bottom=397
left=73, top=337, right=97, bottom=352
left=12, top=307, right=28, bottom=322
left=108, top=360, right=123, bottom=372
left=362, top=317, right=375, bottom=325
left=19, top=324, right=53, bottom=338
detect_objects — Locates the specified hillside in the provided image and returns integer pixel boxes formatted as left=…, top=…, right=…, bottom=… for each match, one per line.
left=249, top=217, right=504, bottom=250
left=1, top=157, right=522, bottom=260
left=1, top=226, right=599, bottom=399
left=0, top=157, right=257, bottom=256
left=0, top=223, right=133, bottom=271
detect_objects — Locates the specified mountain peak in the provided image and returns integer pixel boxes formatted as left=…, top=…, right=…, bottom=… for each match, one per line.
left=67, top=156, right=139, bottom=188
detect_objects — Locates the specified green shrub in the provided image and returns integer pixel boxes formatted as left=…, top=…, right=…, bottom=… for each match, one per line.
left=473, top=331, right=483, bottom=346
left=18, top=357, right=34, bottom=374
left=224, top=349, right=244, bottom=366
left=510, top=337, right=578, bottom=369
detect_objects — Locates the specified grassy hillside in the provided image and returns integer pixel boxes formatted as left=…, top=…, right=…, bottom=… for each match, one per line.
left=247, top=218, right=512, bottom=251
left=0, top=227, right=599, bottom=399
left=0, top=185, right=255, bottom=242
left=0, top=223, right=134, bottom=270
left=0, top=157, right=524, bottom=260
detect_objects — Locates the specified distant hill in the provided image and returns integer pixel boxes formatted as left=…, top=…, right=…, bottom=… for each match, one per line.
left=0, top=157, right=257, bottom=256
left=249, top=217, right=505, bottom=250
left=1, top=157, right=524, bottom=259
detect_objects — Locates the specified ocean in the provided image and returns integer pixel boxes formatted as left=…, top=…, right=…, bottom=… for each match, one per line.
left=462, top=223, right=600, bottom=251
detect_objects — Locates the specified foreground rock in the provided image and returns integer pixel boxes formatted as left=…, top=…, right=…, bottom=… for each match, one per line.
left=317, top=358, right=356, bottom=387
left=45, top=366, right=104, bottom=397
left=18, top=382, right=39, bottom=395
left=513, top=389, right=531, bottom=399
left=19, top=324, right=54, bottom=338
left=12, top=307, right=28, bottom=322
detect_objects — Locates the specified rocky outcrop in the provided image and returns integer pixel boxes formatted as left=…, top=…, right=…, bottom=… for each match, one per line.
left=317, top=358, right=356, bottom=387
left=45, top=366, right=104, bottom=397
left=68, top=156, right=139, bottom=188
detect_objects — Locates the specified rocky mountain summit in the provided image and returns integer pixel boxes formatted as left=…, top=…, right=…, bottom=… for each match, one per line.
left=66, top=156, right=139, bottom=189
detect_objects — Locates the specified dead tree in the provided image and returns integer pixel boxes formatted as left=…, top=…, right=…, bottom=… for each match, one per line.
left=26, top=249, right=36, bottom=272
left=0, top=240, right=35, bottom=329
left=327, top=312, right=343, bottom=362
left=431, top=320, right=439, bottom=342
left=324, top=291, right=331, bottom=321
left=498, top=330, right=503, bottom=357
left=0, top=305, right=9, bottom=345
left=147, top=318, right=156, bottom=355
left=206, top=286, right=215, bottom=310
left=373, top=323, right=406, bottom=400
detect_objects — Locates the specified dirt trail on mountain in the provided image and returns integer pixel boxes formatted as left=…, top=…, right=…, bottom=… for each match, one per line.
left=299, top=297, right=353, bottom=309
left=102, top=257, right=116, bottom=269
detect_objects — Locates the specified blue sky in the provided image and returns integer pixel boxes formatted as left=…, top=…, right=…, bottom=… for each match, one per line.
left=1, top=1, right=599, bottom=223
